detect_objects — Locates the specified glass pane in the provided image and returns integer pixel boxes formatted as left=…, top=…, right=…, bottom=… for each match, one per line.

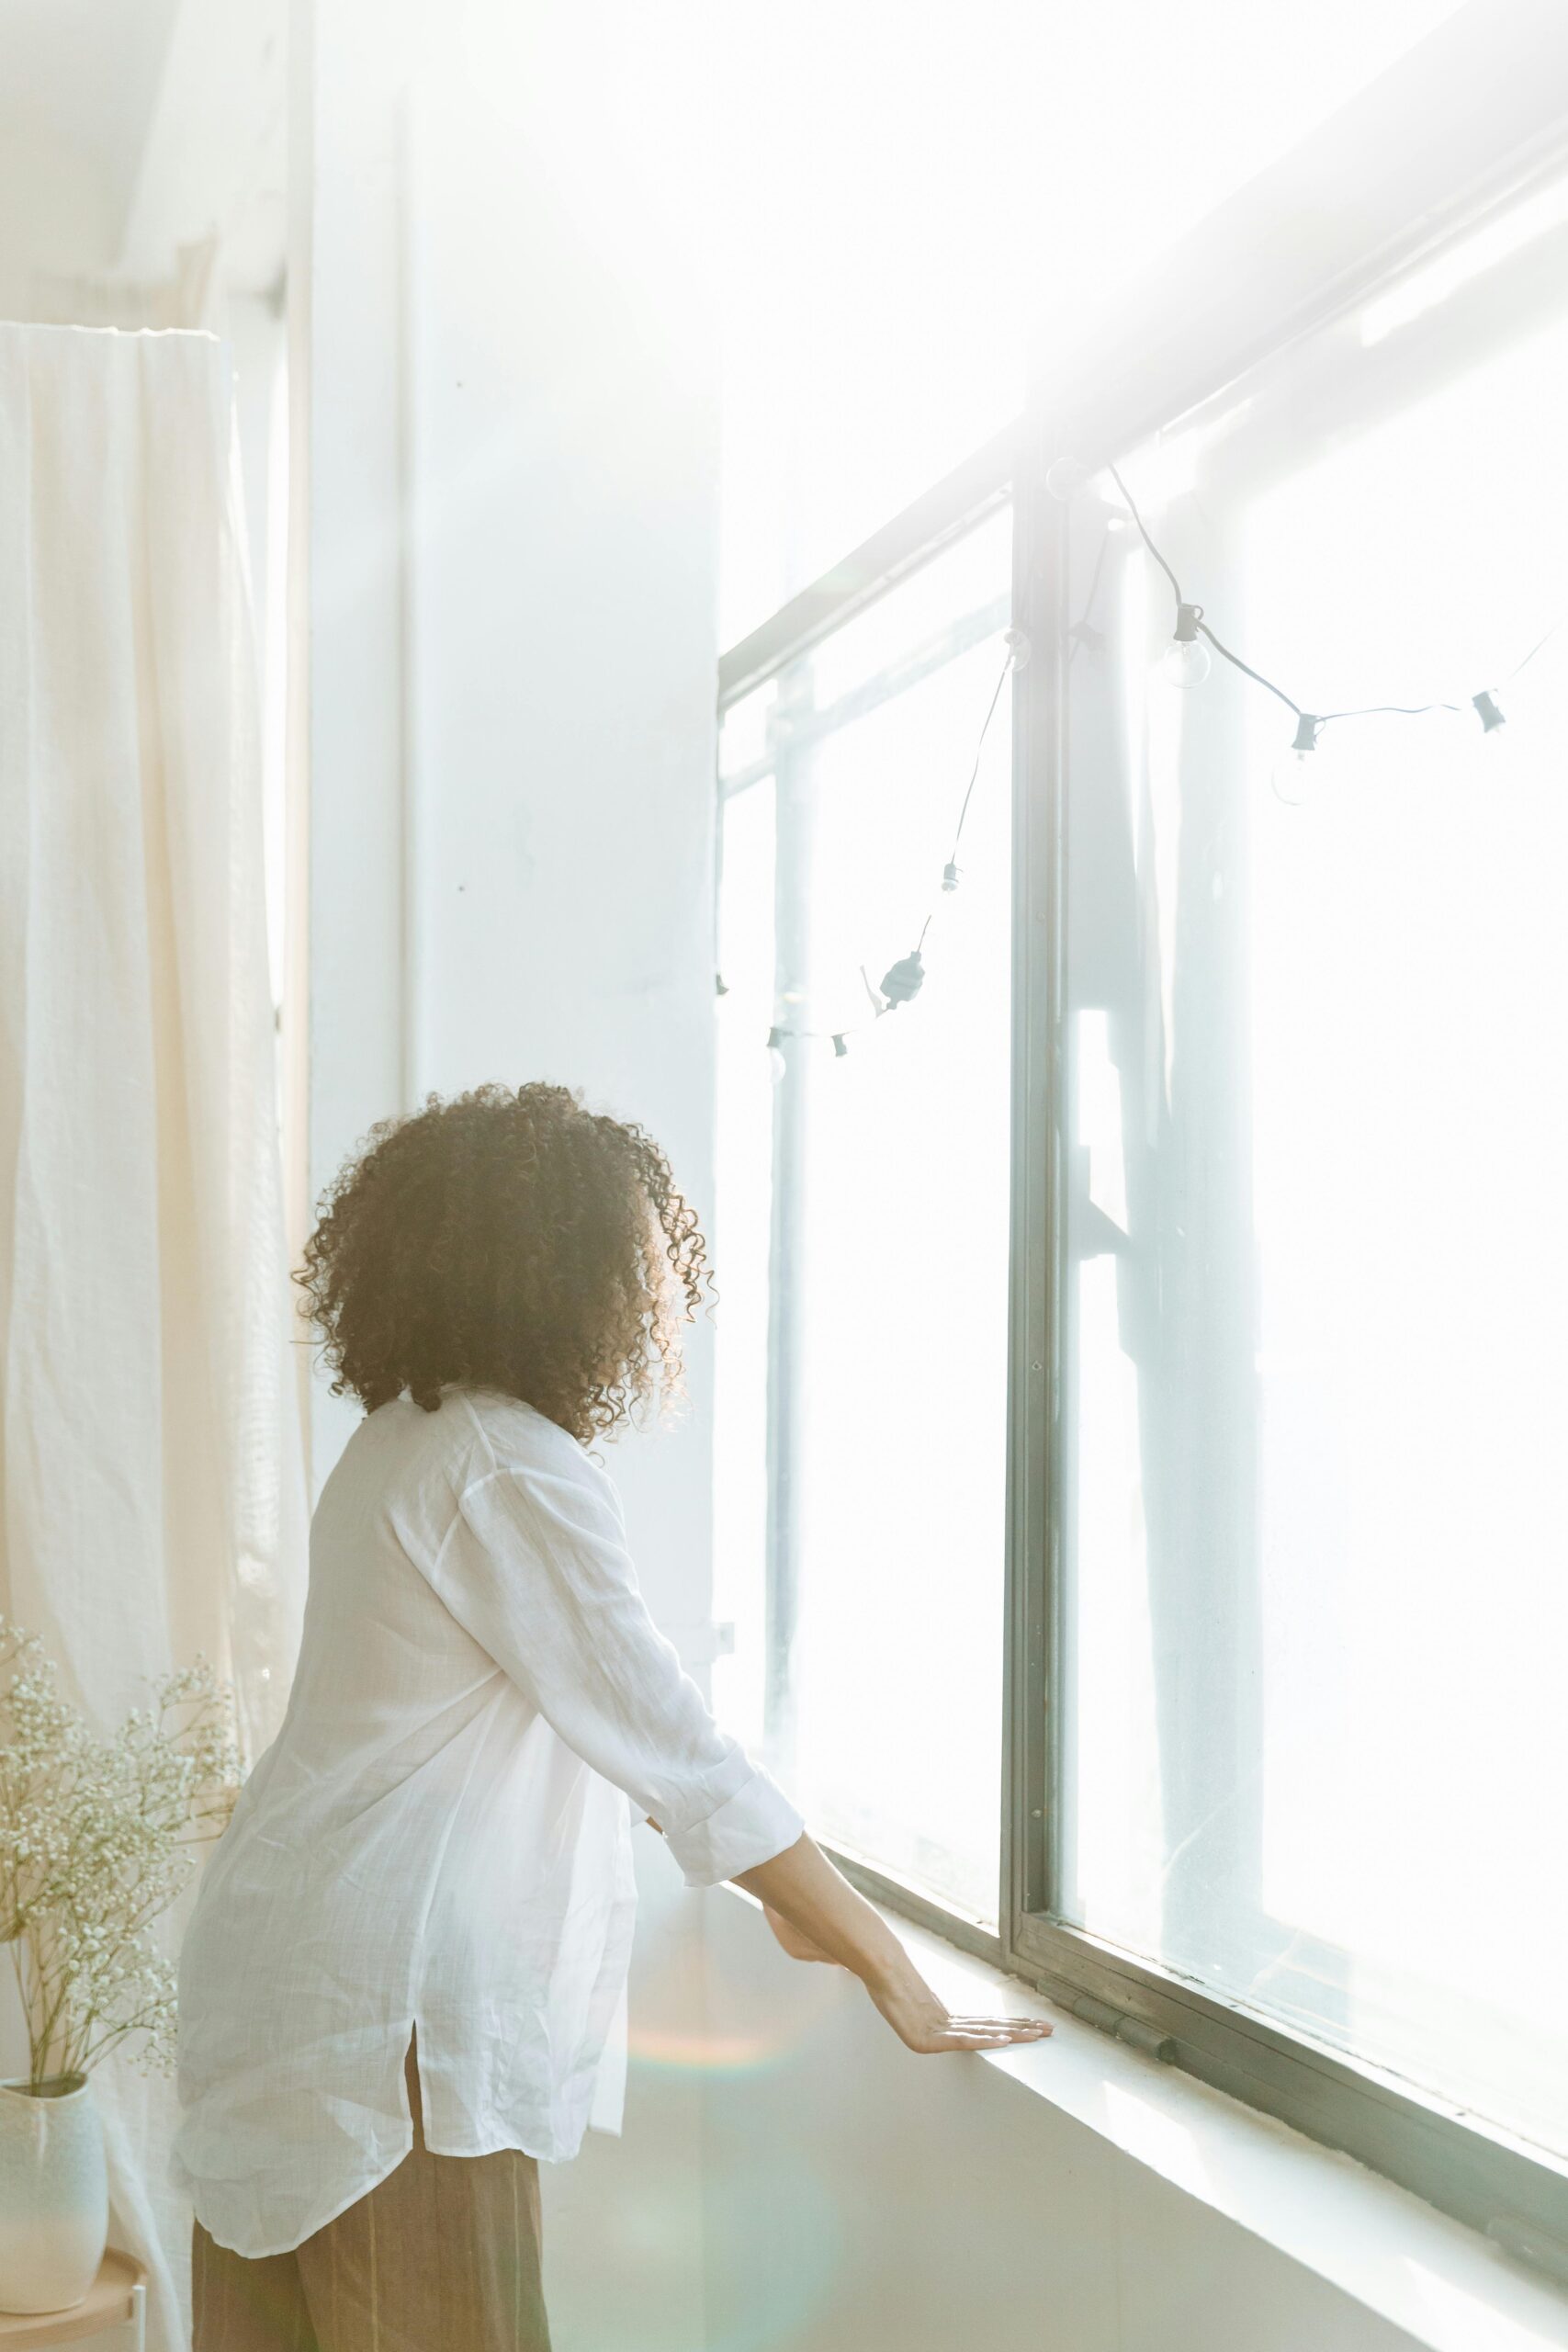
left=1056, top=185, right=1568, bottom=2157
left=713, top=508, right=1013, bottom=1921
left=716, top=0, right=1463, bottom=646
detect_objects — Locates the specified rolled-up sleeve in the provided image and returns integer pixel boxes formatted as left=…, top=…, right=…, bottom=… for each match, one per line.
left=423, top=1449, right=804, bottom=1887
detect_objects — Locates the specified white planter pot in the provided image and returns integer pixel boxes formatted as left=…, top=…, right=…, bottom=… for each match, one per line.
left=0, top=2072, right=109, bottom=2312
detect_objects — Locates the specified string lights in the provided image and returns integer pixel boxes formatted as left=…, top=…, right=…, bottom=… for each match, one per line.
left=731, top=454, right=1560, bottom=1063
left=1077, top=459, right=1561, bottom=796
left=738, top=625, right=1028, bottom=1067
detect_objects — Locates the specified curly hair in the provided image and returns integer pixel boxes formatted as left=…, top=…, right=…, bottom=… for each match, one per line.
left=296, top=1083, right=707, bottom=1444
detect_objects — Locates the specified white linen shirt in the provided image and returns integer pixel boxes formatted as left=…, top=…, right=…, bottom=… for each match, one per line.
left=171, top=1389, right=803, bottom=2256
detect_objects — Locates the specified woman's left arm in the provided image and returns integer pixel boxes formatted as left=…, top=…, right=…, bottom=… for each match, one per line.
left=643, top=1815, right=830, bottom=1962
left=424, top=1444, right=805, bottom=1889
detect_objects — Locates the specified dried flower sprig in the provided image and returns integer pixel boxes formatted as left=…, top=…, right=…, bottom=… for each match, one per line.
left=0, top=1620, right=242, bottom=2087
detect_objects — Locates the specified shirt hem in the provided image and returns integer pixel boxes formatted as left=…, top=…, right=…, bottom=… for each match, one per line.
left=183, top=2115, right=583, bottom=2260
left=179, top=2018, right=593, bottom=2258
left=183, top=2136, right=414, bottom=2261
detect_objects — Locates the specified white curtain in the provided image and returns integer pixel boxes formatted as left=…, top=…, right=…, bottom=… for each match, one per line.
left=0, top=323, right=307, bottom=2351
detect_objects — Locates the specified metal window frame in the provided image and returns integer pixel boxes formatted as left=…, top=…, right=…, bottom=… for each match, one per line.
left=716, top=0, right=1568, bottom=2267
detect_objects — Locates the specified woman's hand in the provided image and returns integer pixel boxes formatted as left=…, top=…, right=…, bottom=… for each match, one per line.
left=863, top=1966, right=1052, bottom=2054
left=736, top=1833, right=1052, bottom=2055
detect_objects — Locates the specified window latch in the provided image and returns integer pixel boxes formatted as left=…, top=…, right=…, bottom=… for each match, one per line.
left=1046, top=1985, right=1176, bottom=2064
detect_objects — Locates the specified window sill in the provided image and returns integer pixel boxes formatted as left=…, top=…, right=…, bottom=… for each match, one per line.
left=732, top=1885, right=1568, bottom=2352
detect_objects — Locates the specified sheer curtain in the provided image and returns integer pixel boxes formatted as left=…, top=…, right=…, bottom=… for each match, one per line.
left=0, top=322, right=307, bottom=2351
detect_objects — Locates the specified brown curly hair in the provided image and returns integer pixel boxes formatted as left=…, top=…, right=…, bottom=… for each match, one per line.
left=296, top=1082, right=707, bottom=1444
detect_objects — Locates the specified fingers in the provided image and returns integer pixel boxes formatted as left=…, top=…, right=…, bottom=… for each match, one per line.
left=923, top=2017, right=1053, bottom=2052
left=950, top=2018, right=1053, bottom=2037
left=930, top=2032, right=1022, bottom=2052
left=947, top=2016, right=1052, bottom=2030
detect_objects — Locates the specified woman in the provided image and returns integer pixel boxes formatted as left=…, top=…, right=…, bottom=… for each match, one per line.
left=175, top=1082, right=1048, bottom=2349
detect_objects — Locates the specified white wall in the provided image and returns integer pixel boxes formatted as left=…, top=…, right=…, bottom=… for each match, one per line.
left=298, top=1, right=723, bottom=2333
left=301, top=0, right=721, bottom=1599
left=0, top=130, right=115, bottom=315
left=299, top=0, right=413, bottom=1493
left=118, top=0, right=287, bottom=299
left=401, top=36, right=721, bottom=1625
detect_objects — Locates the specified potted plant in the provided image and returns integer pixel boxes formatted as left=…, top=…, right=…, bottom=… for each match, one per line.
left=0, top=1619, right=240, bottom=2313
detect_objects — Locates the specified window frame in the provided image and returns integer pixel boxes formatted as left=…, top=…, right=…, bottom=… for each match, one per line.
left=715, top=0, right=1568, bottom=2262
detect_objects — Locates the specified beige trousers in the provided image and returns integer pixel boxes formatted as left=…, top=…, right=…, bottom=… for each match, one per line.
left=191, top=2036, right=551, bottom=2351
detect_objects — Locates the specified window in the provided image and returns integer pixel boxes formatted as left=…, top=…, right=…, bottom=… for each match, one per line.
left=712, top=0, right=1568, bottom=2261
left=714, top=513, right=1014, bottom=1924
left=1054, top=244, right=1568, bottom=2169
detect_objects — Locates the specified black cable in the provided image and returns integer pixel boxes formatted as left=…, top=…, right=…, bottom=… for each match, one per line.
left=1108, top=457, right=1559, bottom=743
left=772, top=628, right=1019, bottom=1044
left=1111, top=458, right=1309, bottom=716
left=765, top=472, right=1562, bottom=1057
left=1506, top=621, right=1562, bottom=683
left=1066, top=524, right=1114, bottom=670
left=915, top=641, right=1016, bottom=952
left=1319, top=697, right=1458, bottom=724
left=1106, top=463, right=1183, bottom=616
left=1110, top=461, right=1307, bottom=717
left=945, top=647, right=1014, bottom=870
left=1193, top=618, right=1303, bottom=718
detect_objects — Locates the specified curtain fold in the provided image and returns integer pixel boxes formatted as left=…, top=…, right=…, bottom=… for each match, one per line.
left=0, top=322, right=307, bottom=2352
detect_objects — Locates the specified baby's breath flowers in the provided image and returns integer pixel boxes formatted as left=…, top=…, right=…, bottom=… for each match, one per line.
left=0, top=1620, right=242, bottom=2088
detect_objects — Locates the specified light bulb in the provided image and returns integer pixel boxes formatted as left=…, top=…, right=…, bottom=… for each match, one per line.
left=1045, top=456, right=1089, bottom=502
left=1473, top=690, right=1506, bottom=735
left=1003, top=626, right=1032, bottom=670
left=766, top=1024, right=789, bottom=1083
left=1159, top=603, right=1211, bottom=688
left=1161, top=639, right=1212, bottom=688
left=1272, top=750, right=1314, bottom=805
left=1271, top=714, right=1324, bottom=806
